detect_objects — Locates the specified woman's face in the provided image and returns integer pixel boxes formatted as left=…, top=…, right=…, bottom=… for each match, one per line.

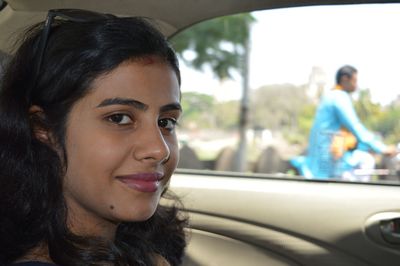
left=62, top=58, right=181, bottom=237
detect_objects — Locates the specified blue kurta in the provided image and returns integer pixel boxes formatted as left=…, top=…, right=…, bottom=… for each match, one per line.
left=291, top=89, right=386, bottom=179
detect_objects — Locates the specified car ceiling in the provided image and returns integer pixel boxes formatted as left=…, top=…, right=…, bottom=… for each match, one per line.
left=0, top=0, right=398, bottom=54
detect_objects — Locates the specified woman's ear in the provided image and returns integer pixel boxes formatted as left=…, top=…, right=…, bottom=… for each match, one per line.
left=29, top=105, right=51, bottom=144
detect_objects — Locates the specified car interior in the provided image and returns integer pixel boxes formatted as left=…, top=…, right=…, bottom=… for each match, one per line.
left=1, top=1, right=400, bottom=265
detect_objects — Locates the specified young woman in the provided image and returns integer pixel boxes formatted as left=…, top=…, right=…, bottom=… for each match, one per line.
left=0, top=9, right=186, bottom=266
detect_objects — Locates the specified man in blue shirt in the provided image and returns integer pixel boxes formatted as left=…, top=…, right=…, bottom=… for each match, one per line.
left=291, top=65, right=395, bottom=181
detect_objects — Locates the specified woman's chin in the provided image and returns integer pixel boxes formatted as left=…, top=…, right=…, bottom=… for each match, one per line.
left=117, top=204, right=159, bottom=223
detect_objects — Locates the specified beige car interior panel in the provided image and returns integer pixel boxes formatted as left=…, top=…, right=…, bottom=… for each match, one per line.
left=184, top=213, right=365, bottom=266
left=1, top=0, right=399, bottom=53
left=0, top=4, right=175, bottom=53
left=183, top=229, right=298, bottom=266
left=170, top=173, right=400, bottom=266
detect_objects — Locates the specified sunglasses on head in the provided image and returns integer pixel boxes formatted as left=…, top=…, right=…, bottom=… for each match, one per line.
left=31, top=9, right=116, bottom=95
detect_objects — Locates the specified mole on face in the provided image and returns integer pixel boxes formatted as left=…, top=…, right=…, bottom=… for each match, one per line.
left=109, top=205, right=115, bottom=210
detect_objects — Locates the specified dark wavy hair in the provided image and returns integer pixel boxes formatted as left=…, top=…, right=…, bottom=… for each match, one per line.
left=0, top=14, right=186, bottom=266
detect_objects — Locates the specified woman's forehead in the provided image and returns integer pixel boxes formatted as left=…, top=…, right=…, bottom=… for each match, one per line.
left=83, top=60, right=180, bottom=106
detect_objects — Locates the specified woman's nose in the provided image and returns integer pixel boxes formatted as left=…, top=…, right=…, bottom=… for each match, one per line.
left=133, top=124, right=170, bottom=164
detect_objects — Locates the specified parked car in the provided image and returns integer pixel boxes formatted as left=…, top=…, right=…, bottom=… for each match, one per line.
left=1, top=0, right=400, bottom=265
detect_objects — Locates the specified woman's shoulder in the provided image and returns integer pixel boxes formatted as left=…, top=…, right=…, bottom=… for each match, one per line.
left=6, top=262, right=57, bottom=266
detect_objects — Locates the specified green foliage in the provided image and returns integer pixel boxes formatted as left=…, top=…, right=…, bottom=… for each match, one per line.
left=180, top=86, right=400, bottom=149
left=250, top=84, right=310, bottom=130
left=250, top=84, right=315, bottom=145
left=180, top=92, right=240, bottom=130
left=214, top=100, right=240, bottom=129
left=282, top=103, right=317, bottom=145
left=354, top=89, right=383, bottom=128
left=298, top=104, right=316, bottom=135
left=353, top=89, right=400, bottom=144
left=171, top=13, right=256, bottom=80
left=369, top=106, right=400, bottom=144
left=180, top=92, right=215, bottom=129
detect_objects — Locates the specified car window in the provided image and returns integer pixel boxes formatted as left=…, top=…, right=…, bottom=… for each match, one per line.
left=170, top=3, right=400, bottom=184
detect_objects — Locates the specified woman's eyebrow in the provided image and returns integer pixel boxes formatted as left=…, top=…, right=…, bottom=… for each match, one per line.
left=160, top=103, right=182, bottom=113
left=96, top=97, right=148, bottom=111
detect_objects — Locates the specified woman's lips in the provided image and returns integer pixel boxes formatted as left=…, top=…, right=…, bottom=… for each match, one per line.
left=116, top=172, right=163, bottom=193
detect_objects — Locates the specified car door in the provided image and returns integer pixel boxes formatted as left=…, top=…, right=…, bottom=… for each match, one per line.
left=167, top=2, right=400, bottom=265
left=171, top=172, right=400, bottom=266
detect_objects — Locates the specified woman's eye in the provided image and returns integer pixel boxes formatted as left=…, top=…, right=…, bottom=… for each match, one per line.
left=158, top=118, right=177, bottom=131
left=107, top=114, right=132, bottom=125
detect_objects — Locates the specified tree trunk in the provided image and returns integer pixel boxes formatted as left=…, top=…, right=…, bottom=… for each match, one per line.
left=236, top=35, right=250, bottom=172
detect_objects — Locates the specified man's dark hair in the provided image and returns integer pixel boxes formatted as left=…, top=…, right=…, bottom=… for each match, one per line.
left=335, top=65, right=357, bottom=85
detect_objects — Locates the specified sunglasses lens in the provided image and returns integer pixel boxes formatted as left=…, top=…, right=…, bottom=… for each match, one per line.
left=30, top=9, right=114, bottom=98
left=51, top=9, right=114, bottom=22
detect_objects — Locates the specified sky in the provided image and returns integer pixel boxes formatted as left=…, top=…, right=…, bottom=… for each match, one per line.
left=179, top=3, right=400, bottom=105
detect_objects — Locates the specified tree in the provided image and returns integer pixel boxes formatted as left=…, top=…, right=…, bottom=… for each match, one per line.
left=180, top=92, right=215, bottom=129
left=353, top=88, right=400, bottom=144
left=171, top=13, right=255, bottom=80
left=250, top=84, right=311, bottom=131
left=214, top=100, right=240, bottom=130
left=180, top=92, right=240, bottom=131
left=171, top=13, right=256, bottom=171
left=354, top=89, right=382, bottom=129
